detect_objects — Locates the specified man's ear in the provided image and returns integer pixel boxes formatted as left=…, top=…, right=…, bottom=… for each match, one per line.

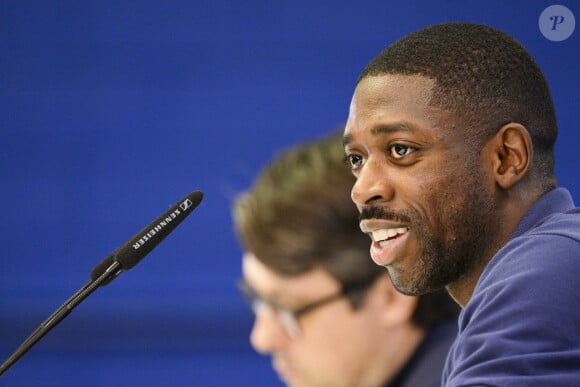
left=371, top=275, right=418, bottom=328
left=490, top=123, right=532, bottom=189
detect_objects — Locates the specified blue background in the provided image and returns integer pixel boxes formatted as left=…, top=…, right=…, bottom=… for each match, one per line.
left=1, top=1, right=578, bottom=386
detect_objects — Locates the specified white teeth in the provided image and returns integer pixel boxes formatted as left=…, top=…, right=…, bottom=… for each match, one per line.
left=371, top=227, right=408, bottom=242
left=379, top=239, right=392, bottom=248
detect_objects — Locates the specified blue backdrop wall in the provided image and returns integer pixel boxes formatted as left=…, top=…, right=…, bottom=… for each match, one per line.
left=1, top=1, right=578, bottom=386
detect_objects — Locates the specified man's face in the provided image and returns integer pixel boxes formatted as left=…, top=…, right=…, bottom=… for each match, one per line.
left=241, top=252, right=393, bottom=387
left=343, top=74, right=498, bottom=296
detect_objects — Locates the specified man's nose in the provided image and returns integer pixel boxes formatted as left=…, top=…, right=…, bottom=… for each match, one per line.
left=351, top=157, right=395, bottom=206
left=249, top=309, right=291, bottom=354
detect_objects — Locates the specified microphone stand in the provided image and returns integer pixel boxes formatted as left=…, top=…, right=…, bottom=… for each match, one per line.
left=0, top=261, right=123, bottom=376
left=0, top=190, right=204, bottom=376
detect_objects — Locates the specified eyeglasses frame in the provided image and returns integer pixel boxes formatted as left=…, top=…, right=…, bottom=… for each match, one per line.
left=237, top=278, right=375, bottom=339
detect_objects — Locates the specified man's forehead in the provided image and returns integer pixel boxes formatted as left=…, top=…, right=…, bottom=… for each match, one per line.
left=242, top=253, right=340, bottom=301
left=345, top=75, right=436, bottom=129
left=344, top=75, right=456, bottom=145
left=353, top=74, right=436, bottom=105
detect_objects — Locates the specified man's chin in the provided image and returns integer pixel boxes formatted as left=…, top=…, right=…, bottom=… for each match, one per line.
left=388, top=269, right=433, bottom=296
left=272, top=358, right=296, bottom=386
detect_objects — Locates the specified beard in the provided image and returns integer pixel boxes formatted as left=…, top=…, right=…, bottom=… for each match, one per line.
left=359, top=171, right=498, bottom=296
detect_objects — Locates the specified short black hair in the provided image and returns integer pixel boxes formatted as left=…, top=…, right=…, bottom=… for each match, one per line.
left=359, top=22, right=558, bottom=191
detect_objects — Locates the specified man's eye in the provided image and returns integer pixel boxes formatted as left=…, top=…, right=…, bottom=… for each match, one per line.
left=389, top=144, right=413, bottom=159
left=346, top=154, right=363, bottom=168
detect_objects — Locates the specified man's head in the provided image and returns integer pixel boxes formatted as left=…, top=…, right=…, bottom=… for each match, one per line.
left=357, top=22, right=558, bottom=188
left=343, top=22, right=559, bottom=305
left=233, top=131, right=458, bottom=386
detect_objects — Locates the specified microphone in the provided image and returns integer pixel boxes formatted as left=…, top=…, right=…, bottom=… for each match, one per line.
left=90, top=190, right=204, bottom=285
left=0, top=190, right=204, bottom=376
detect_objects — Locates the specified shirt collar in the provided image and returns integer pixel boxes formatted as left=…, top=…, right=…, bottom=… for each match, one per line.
left=511, top=187, right=576, bottom=239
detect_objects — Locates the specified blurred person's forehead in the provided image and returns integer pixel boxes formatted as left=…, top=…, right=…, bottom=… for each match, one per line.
left=241, top=252, right=340, bottom=306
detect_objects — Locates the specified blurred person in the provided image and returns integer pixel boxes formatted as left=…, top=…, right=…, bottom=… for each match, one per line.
left=343, top=22, right=580, bottom=385
left=232, top=131, right=459, bottom=387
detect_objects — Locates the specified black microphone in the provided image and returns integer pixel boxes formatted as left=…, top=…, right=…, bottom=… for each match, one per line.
left=90, top=190, right=204, bottom=285
left=0, top=190, right=204, bottom=376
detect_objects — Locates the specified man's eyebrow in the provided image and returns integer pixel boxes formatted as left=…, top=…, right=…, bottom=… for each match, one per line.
left=371, top=122, right=419, bottom=135
left=342, top=134, right=353, bottom=147
left=343, top=122, right=419, bottom=146
left=241, top=278, right=288, bottom=305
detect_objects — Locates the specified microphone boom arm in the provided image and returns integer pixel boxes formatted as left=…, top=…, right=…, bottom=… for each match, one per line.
left=0, top=261, right=122, bottom=376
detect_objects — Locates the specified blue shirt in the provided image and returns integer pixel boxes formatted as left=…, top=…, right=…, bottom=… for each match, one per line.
left=387, top=321, right=457, bottom=387
left=443, top=188, right=580, bottom=386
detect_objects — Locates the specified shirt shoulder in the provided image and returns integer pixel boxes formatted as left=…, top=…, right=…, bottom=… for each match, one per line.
left=443, top=199, right=580, bottom=386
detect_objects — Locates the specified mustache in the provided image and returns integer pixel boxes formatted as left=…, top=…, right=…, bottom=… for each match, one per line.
left=359, top=206, right=412, bottom=223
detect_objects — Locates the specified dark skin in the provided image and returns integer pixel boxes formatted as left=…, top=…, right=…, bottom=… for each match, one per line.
left=343, top=74, right=539, bottom=307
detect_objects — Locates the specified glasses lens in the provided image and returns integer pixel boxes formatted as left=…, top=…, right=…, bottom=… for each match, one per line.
left=277, top=309, right=301, bottom=339
left=238, top=280, right=301, bottom=339
left=239, top=281, right=258, bottom=310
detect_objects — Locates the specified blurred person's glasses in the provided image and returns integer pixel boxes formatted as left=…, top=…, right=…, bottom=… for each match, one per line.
left=237, top=279, right=372, bottom=339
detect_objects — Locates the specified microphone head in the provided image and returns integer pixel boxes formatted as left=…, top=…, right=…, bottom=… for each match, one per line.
left=90, top=190, right=204, bottom=282
left=115, top=190, right=203, bottom=270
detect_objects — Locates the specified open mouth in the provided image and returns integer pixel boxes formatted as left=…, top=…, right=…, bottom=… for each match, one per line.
left=371, top=227, right=408, bottom=246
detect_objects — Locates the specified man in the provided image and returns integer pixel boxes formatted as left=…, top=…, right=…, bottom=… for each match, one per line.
left=233, top=131, right=459, bottom=387
left=343, top=22, right=580, bottom=386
